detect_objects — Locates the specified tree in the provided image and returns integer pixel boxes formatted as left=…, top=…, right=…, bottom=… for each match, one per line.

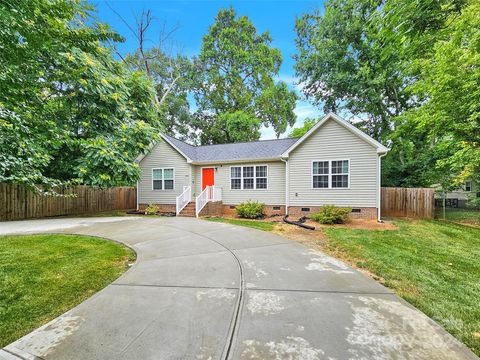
left=193, top=7, right=297, bottom=143
left=125, top=49, right=193, bottom=140
left=293, top=0, right=450, bottom=187
left=0, top=0, right=160, bottom=190
left=288, top=118, right=318, bottom=137
left=107, top=6, right=195, bottom=140
left=294, top=0, right=413, bottom=141
left=379, top=0, right=477, bottom=187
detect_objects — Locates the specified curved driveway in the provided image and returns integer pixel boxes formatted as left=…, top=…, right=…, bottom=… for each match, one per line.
left=0, top=217, right=477, bottom=360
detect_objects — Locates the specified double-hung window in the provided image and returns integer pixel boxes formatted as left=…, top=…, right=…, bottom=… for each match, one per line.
left=465, top=181, right=472, bottom=192
left=230, top=165, right=268, bottom=190
left=312, top=160, right=349, bottom=188
left=312, top=161, right=329, bottom=188
left=152, top=168, right=174, bottom=190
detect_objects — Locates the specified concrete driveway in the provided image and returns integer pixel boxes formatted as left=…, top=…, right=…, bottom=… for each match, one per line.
left=0, top=217, right=477, bottom=360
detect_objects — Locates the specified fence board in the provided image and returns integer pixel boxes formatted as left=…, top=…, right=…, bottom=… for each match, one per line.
left=381, top=187, right=435, bottom=219
left=0, top=184, right=136, bottom=221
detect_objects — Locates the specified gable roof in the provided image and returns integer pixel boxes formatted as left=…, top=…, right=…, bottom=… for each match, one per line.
left=281, top=113, right=389, bottom=156
left=161, top=134, right=298, bottom=163
left=136, top=113, right=389, bottom=164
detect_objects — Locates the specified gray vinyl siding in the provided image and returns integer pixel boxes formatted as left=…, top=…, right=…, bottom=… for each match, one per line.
left=193, top=161, right=285, bottom=205
left=288, top=118, right=379, bottom=208
left=137, top=139, right=192, bottom=204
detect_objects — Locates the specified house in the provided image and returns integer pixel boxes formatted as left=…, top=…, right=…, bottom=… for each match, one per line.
left=135, top=113, right=389, bottom=220
left=434, top=180, right=478, bottom=208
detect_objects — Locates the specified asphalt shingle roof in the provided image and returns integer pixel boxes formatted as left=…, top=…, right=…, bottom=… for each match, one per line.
left=162, top=134, right=299, bottom=163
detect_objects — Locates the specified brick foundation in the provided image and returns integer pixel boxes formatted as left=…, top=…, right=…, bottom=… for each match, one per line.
left=287, top=206, right=378, bottom=220
left=222, top=204, right=286, bottom=217
left=138, top=203, right=176, bottom=213
left=199, top=201, right=223, bottom=217
left=139, top=202, right=377, bottom=220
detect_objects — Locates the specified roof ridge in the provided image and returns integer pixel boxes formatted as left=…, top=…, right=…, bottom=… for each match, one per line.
left=196, top=137, right=299, bottom=148
left=162, top=132, right=299, bottom=148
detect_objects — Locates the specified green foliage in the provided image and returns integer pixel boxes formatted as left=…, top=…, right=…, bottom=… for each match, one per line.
left=0, top=0, right=160, bottom=190
left=391, top=0, right=480, bottom=187
left=195, top=111, right=261, bottom=145
left=125, top=49, right=193, bottom=140
left=310, top=205, right=351, bottom=224
left=235, top=200, right=265, bottom=219
left=193, top=7, right=297, bottom=143
left=294, top=0, right=478, bottom=189
left=144, top=204, right=160, bottom=215
left=288, top=118, right=318, bottom=138
left=324, top=220, right=480, bottom=356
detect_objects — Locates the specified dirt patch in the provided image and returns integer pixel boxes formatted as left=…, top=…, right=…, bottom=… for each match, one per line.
left=272, top=220, right=391, bottom=284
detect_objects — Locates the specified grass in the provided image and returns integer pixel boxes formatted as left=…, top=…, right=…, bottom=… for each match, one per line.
left=204, top=217, right=277, bottom=231
left=324, top=220, right=480, bottom=356
left=435, top=208, right=480, bottom=226
left=0, top=234, right=135, bottom=347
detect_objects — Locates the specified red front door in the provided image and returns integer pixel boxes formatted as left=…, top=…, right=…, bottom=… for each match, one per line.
left=202, top=168, right=215, bottom=190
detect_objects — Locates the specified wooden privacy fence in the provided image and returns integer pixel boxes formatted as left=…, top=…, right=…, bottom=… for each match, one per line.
left=0, top=183, right=136, bottom=221
left=381, top=187, right=435, bottom=219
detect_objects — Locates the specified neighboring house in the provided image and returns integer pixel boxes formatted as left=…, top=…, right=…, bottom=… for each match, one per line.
left=135, top=113, right=389, bottom=220
left=434, top=180, right=479, bottom=208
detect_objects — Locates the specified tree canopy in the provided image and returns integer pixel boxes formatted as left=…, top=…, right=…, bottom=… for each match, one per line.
left=0, top=0, right=160, bottom=190
left=192, top=7, right=297, bottom=144
left=294, top=0, right=478, bottom=188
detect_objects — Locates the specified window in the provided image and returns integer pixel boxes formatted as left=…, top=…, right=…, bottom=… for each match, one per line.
left=312, top=160, right=349, bottom=189
left=230, top=165, right=268, bottom=190
left=256, top=166, right=267, bottom=189
left=152, top=168, right=174, bottom=190
left=331, top=160, right=349, bottom=188
left=231, top=167, right=242, bottom=189
left=243, top=166, right=254, bottom=189
left=312, top=161, right=329, bottom=188
left=465, top=181, right=472, bottom=192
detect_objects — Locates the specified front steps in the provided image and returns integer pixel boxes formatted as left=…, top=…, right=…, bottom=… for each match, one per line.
left=178, top=201, right=196, bottom=217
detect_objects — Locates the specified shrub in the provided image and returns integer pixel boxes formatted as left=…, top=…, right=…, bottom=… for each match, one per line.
left=144, top=204, right=160, bottom=215
left=310, top=205, right=351, bottom=224
left=235, top=201, right=265, bottom=219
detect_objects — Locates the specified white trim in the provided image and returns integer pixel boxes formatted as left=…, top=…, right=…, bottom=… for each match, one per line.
left=311, top=159, right=350, bottom=189
left=282, top=158, right=289, bottom=215
left=200, top=167, right=215, bottom=191
left=151, top=167, right=175, bottom=191
left=377, top=153, right=387, bottom=221
left=281, top=113, right=389, bottom=157
left=229, top=164, right=269, bottom=190
left=136, top=180, right=139, bottom=210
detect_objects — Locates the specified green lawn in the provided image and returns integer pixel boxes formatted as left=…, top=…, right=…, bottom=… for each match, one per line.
left=436, top=208, right=480, bottom=226
left=0, top=234, right=135, bottom=347
left=324, top=220, right=480, bottom=356
left=204, top=217, right=276, bottom=231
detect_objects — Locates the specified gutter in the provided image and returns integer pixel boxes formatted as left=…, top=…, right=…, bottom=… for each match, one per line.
left=281, top=158, right=289, bottom=215
left=377, top=152, right=388, bottom=222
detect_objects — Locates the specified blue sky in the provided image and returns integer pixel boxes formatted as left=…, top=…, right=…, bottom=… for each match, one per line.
left=96, top=0, right=326, bottom=139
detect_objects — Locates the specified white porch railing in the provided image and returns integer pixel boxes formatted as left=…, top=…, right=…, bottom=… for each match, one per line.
left=195, top=185, right=222, bottom=217
left=176, top=186, right=191, bottom=215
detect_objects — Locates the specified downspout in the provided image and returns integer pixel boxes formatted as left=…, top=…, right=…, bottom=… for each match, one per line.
left=136, top=180, right=139, bottom=211
left=281, top=158, right=289, bottom=215
left=377, top=153, right=387, bottom=222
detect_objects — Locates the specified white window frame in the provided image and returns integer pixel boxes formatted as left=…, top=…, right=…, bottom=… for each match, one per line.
left=229, top=164, right=268, bottom=190
left=311, top=159, right=350, bottom=189
left=152, top=167, right=175, bottom=191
